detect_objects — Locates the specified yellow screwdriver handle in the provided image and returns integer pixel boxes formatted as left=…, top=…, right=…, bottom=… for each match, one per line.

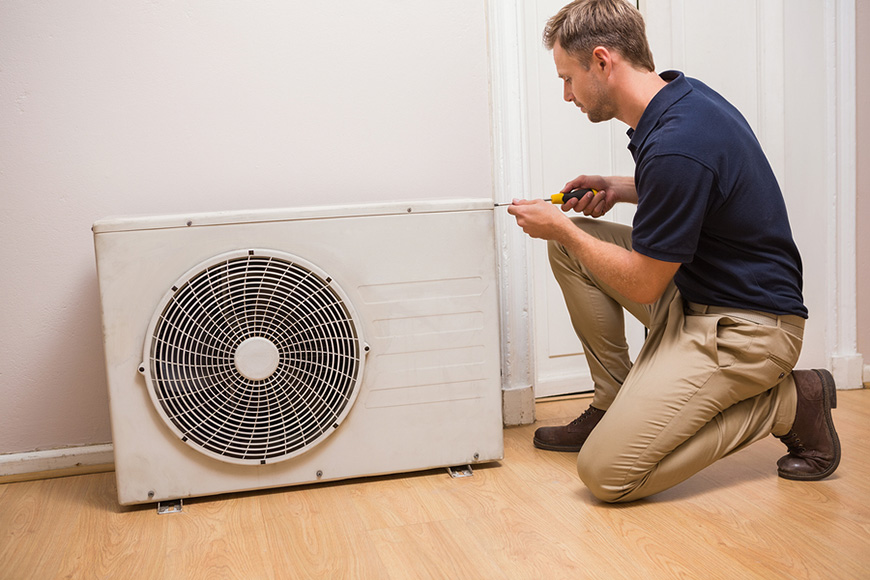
left=550, top=188, right=598, bottom=205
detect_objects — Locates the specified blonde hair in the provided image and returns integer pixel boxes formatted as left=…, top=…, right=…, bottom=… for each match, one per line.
left=543, top=0, right=655, bottom=72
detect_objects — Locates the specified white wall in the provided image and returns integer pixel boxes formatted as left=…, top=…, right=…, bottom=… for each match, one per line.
left=0, top=1, right=493, bottom=455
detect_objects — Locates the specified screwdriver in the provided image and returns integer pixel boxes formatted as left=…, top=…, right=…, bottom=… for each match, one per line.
left=494, top=188, right=599, bottom=207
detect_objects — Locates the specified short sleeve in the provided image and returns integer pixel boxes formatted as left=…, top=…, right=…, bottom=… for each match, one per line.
left=631, top=154, right=717, bottom=264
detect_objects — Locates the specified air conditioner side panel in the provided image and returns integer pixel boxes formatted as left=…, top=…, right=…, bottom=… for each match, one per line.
left=94, top=204, right=504, bottom=505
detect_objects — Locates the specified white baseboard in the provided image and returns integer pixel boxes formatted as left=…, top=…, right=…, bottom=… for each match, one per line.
left=534, top=372, right=594, bottom=400
left=864, top=364, right=870, bottom=386
left=832, top=354, right=865, bottom=390
left=0, top=444, right=114, bottom=482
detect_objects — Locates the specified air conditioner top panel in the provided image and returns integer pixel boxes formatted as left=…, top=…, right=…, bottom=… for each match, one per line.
left=92, top=198, right=495, bottom=234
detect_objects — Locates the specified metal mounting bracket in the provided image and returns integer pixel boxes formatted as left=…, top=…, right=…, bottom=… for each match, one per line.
left=157, top=498, right=183, bottom=514
left=446, top=464, right=474, bottom=478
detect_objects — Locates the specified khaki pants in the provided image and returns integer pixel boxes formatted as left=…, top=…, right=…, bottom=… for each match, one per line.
left=548, top=218, right=804, bottom=502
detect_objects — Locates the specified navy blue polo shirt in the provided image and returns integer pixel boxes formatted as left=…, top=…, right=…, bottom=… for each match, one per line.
left=627, top=70, right=807, bottom=318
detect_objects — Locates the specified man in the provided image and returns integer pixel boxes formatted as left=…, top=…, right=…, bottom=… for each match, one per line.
left=507, top=0, right=840, bottom=503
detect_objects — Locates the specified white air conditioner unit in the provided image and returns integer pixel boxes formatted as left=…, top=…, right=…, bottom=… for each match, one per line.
left=93, top=199, right=503, bottom=505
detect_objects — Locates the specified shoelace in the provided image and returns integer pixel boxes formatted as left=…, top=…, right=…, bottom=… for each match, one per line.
left=569, top=407, right=597, bottom=426
left=778, top=431, right=806, bottom=453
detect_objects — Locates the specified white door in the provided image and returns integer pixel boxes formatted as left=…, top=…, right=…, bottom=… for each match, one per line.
left=504, top=0, right=859, bottom=403
left=522, top=0, right=777, bottom=398
left=522, top=0, right=645, bottom=398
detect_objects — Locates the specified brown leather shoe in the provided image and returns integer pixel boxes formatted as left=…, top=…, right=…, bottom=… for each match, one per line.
left=776, top=369, right=841, bottom=481
left=533, top=405, right=606, bottom=452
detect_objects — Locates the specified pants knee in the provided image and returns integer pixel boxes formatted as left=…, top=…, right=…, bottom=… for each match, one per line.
left=577, top=446, right=634, bottom=504
left=547, top=238, right=571, bottom=269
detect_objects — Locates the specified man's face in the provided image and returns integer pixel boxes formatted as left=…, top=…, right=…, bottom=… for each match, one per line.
left=554, top=41, right=615, bottom=123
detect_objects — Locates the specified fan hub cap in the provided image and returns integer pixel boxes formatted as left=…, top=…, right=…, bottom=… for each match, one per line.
left=234, top=337, right=280, bottom=381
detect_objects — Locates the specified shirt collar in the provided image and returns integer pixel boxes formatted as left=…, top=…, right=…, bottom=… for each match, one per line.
left=627, top=70, right=692, bottom=155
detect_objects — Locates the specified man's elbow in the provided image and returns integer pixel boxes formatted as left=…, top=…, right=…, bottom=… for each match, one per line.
left=634, top=289, right=663, bottom=305
left=628, top=280, right=671, bottom=305
left=628, top=254, right=679, bottom=304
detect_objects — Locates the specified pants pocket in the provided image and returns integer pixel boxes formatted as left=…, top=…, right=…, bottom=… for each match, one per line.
left=714, top=316, right=759, bottom=368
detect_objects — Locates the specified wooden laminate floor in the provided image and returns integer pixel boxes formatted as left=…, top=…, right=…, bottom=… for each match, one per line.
left=2, top=389, right=868, bottom=579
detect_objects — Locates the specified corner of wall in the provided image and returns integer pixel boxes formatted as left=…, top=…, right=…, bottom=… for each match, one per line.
left=857, top=0, right=870, bottom=373
left=502, top=385, right=536, bottom=426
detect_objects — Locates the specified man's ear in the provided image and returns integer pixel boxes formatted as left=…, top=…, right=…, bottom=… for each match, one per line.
left=590, top=46, right=611, bottom=74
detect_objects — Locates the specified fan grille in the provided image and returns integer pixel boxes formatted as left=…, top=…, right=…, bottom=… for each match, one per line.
left=143, top=250, right=364, bottom=465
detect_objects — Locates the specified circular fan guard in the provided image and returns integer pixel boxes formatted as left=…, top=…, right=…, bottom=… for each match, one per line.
left=141, top=249, right=365, bottom=465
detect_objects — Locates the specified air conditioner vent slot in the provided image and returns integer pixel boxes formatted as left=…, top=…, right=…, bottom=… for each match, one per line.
left=142, top=249, right=365, bottom=465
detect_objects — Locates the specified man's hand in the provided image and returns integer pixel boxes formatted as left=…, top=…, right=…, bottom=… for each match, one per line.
left=506, top=199, right=572, bottom=242
left=559, top=175, right=638, bottom=218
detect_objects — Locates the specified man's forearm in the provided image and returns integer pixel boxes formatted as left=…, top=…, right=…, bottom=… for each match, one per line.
left=553, top=221, right=677, bottom=305
left=607, top=176, right=639, bottom=205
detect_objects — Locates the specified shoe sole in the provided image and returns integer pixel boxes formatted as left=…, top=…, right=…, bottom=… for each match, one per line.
left=778, top=368, right=841, bottom=481
left=532, top=439, right=582, bottom=452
